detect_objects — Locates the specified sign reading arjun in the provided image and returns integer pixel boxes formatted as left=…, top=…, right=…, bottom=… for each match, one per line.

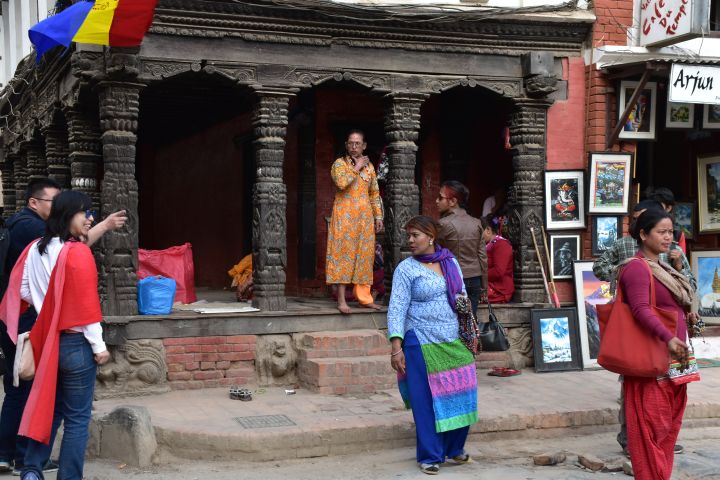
left=640, top=0, right=710, bottom=48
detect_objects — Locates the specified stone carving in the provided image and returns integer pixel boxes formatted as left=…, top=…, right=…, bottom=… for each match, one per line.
left=140, top=60, right=195, bottom=79
left=13, top=151, right=28, bottom=213
left=506, top=326, right=533, bottom=369
left=284, top=68, right=391, bottom=91
left=383, top=93, right=427, bottom=294
left=256, top=335, right=298, bottom=386
left=525, top=74, right=559, bottom=98
left=95, top=340, right=170, bottom=399
left=97, top=78, right=144, bottom=316
left=506, top=98, right=553, bottom=303
left=21, top=137, right=47, bottom=183
left=251, top=89, right=295, bottom=311
left=202, top=64, right=256, bottom=83
left=2, top=154, right=17, bottom=214
left=424, top=76, right=521, bottom=98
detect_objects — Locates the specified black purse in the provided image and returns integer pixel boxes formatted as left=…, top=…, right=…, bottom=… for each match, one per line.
left=479, top=303, right=510, bottom=352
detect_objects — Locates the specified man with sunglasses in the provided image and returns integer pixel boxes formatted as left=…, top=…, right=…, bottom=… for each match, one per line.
left=0, top=178, right=127, bottom=475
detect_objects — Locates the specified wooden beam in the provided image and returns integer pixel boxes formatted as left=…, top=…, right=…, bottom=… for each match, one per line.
left=606, top=66, right=652, bottom=149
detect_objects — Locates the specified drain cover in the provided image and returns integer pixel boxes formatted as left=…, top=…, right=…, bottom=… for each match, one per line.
left=234, top=414, right=297, bottom=429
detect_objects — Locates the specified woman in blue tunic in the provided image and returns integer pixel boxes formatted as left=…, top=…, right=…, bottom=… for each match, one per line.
left=388, top=215, right=478, bottom=475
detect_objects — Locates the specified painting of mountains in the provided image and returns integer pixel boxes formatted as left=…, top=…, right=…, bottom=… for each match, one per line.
left=540, top=316, right=572, bottom=363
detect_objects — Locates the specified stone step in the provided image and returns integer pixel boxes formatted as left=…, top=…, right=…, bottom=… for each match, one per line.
left=298, top=355, right=396, bottom=395
left=296, top=330, right=390, bottom=360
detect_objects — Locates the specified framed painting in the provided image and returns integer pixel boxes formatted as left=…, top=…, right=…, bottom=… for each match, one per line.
left=618, top=81, right=656, bottom=140
left=703, top=104, right=720, bottom=130
left=531, top=308, right=582, bottom=373
left=588, top=152, right=632, bottom=214
left=573, top=261, right=612, bottom=369
left=591, top=216, right=622, bottom=256
left=549, top=234, right=581, bottom=280
left=665, top=102, right=694, bottom=129
left=691, top=250, right=720, bottom=325
left=544, top=170, right=586, bottom=230
left=698, top=154, right=720, bottom=233
left=674, top=202, right=695, bottom=241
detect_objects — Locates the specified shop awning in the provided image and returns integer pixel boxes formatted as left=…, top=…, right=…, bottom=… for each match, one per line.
left=593, top=39, right=720, bottom=71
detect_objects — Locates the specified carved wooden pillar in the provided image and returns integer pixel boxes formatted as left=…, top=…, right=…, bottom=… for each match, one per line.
left=506, top=98, right=553, bottom=303
left=97, top=81, right=143, bottom=316
left=66, top=108, right=102, bottom=208
left=2, top=153, right=17, bottom=215
left=42, top=124, right=71, bottom=189
left=13, top=149, right=28, bottom=212
left=251, top=88, right=295, bottom=311
left=383, top=92, right=427, bottom=291
left=24, top=139, right=47, bottom=182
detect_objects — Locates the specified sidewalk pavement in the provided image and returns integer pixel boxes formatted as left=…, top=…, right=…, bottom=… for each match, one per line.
left=89, top=366, right=720, bottom=464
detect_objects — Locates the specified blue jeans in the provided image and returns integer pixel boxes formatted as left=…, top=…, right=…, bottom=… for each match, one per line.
left=463, top=276, right=481, bottom=317
left=0, top=309, right=37, bottom=465
left=22, top=333, right=96, bottom=480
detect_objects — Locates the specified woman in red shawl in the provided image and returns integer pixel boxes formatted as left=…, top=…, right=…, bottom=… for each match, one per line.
left=1, top=191, right=109, bottom=480
left=615, top=209, right=699, bottom=480
left=480, top=215, right=514, bottom=303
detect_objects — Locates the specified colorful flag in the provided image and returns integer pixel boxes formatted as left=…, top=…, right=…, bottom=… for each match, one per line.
left=28, top=0, right=158, bottom=63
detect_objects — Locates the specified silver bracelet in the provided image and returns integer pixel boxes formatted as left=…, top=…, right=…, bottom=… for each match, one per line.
left=390, top=350, right=403, bottom=357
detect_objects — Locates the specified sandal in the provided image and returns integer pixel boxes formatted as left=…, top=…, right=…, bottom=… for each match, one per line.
left=419, top=463, right=440, bottom=475
left=451, top=453, right=472, bottom=464
left=488, top=367, right=521, bottom=377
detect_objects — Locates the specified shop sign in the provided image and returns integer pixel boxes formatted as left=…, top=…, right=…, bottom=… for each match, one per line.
left=640, top=0, right=710, bottom=48
left=669, top=64, right=720, bottom=105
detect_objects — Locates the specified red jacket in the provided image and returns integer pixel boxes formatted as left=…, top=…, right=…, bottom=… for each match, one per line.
left=486, top=236, right=514, bottom=303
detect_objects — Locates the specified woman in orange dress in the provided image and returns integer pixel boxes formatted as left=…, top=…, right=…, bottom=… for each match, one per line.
left=326, top=130, right=383, bottom=314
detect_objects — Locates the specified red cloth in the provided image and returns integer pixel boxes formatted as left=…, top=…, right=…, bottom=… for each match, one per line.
left=3, top=241, right=102, bottom=444
left=677, top=231, right=686, bottom=254
left=624, top=377, right=687, bottom=480
left=619, top=255, right=687, bottom=344
left=486, top=236, right=514, bottom=303
left=0, top=241, right=34, bottom=344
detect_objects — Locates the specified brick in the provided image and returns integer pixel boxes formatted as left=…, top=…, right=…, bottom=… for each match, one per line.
left=167, top=363, right=185, bottom=373
left=193, top=370, right=223, bottom=381
left=203, top=380, right=220, bottom=388
left=218, top=352, right=254, bottom=362
left=197, top=336, right=226, bottom=345
left=226, top=335, right=256, bottom=345
left=200, top=361, right=216, bottom=370
left=166, top=353, right=195, bottom=364
left=185, top=344, right=203, bottom=353
left=216, top=361, right=231, bottom=370
left=163, top=338, right=196, bottom=346
left=185, top=361, right=200, bottom=371
left=165, top=345, right=186, bottom=354
left=201, top=345, right=218, bottom=353
left=200, top=353, right=219, bottom=362
left=168, top=371, right=192, bottom=381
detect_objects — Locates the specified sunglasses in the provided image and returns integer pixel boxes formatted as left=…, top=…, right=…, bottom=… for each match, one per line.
left=85, top=210, right=98, bottom=220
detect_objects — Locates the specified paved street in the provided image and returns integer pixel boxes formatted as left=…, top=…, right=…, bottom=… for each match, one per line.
left=78, top=425, right=720, bottom=479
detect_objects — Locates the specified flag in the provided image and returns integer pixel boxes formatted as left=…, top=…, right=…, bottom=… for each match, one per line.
left=28, top=0, right=158, bottom=64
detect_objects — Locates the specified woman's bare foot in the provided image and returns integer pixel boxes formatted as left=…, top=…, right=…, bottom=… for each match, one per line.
left=337, top=303, right=352, bottom=314
left=359, top=302, right=382, bottom=310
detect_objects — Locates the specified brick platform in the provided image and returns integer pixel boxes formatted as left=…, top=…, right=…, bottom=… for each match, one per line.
left=296, top=330, right=395, bottom=394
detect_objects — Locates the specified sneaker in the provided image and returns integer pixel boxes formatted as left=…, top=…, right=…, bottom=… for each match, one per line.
left=43, top=460, right=59, bottom=473
left=419, top=463, right=440, bottom=475
left=12, top=464, right=22, bottom=476
left=0, top=460, right=11, bottom=473
left=674, top=444, right=684, bottom=454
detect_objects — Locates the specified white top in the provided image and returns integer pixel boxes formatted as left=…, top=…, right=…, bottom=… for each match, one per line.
left=482, top=196, right=496, bottom=217
left=20, top=238, right=106, bottom=354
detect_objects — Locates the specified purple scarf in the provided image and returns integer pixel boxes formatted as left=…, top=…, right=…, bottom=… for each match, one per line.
left=414, top=246, right=463, bottom=312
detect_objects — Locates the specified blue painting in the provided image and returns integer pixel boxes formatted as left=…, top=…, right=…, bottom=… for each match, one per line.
left=540, top=317, right=571, bottom=363
left=697, top=256, right=720, bottom=319
left=674, top=203, right=694, bottom=240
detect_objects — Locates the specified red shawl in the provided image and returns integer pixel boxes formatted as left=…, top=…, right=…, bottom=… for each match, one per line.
left=1, top=241, right=102, bottom=444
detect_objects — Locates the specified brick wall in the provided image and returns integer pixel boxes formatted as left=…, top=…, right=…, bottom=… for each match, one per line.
left=163, top=335, right=257, bottom=390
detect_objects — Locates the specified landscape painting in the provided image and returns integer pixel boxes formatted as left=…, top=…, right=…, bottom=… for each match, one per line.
left=691, top=251, right=720, bottom=324
left=588, top=153, right=632, bottom=214
left=698, top=155, right=720, bottom=233
left=531, top=308, right=582, bottom=372
left=573, top=261, right=612, bottom=368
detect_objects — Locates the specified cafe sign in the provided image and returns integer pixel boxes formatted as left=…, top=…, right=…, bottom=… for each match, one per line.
left=669, top=64, right=720, bottom=105
left=640, top=0, right=710, bottom=48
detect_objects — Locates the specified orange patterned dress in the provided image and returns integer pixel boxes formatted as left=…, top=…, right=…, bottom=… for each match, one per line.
left=326, top=156, right=383, bottom=285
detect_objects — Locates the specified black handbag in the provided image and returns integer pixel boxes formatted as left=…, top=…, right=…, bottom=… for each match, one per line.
left=479, top=303, right=510, bottom=352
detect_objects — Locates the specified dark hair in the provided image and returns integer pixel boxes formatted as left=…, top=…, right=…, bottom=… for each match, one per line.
left=346, top=129, right=365, bottom=142
left=481, top=214, right=500, bottom=233
left=646, top=187, right=675, bottom=207
left=633, top=199, right=664, bottom=212
left=630, top=209, right=672, bottom=244
left=441, top=181, right=469, bottom=209
left=405, top=215, right=437, bottom=240
left=38, top=191, right=92, bottom=255
left=25, top=178, right=60, bottom=205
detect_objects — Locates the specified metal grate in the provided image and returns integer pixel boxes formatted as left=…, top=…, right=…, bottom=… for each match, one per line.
left=234, top=414, right=297, bottom=429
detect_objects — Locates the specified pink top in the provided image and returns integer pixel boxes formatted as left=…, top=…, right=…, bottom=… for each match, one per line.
left=618, top=256, right=687, bottom=344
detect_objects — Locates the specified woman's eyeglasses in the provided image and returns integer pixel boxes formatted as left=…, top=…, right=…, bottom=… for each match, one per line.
left=85, top=210, right=98, bottom=220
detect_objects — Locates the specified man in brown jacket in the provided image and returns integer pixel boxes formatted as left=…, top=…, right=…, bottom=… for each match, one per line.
left=436, top=180, right=488, bottom=315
